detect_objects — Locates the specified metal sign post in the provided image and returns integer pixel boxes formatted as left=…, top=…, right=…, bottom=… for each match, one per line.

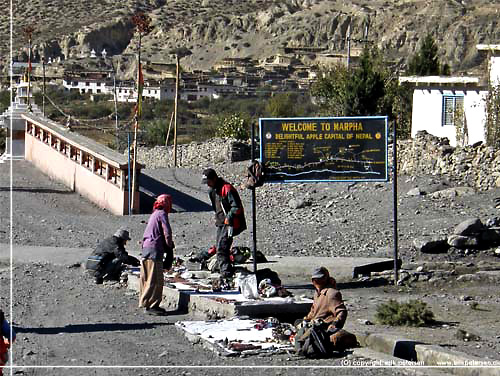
left=251, top=124, right=257, bottom=274
left=392, top=123, right=399, bottom=283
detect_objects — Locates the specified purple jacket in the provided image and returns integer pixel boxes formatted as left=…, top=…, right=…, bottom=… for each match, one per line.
left=142, top=209, right=173, bottom=260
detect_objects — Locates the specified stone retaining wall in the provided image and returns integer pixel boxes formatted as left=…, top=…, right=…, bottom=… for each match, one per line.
left=395, top=131, right=500, bottom=191
left=134, top=132, right=500, bottom=191
left=132, top=138, right=251, bottom=169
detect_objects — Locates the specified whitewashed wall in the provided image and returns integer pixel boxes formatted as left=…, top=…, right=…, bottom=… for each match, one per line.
left=411, top=88, right=487, bottom=146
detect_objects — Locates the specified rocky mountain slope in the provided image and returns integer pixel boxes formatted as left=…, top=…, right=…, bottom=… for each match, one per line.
left=3, top=0, right=500, bottom=74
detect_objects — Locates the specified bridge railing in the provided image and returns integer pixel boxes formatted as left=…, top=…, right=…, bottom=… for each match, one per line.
left=23, top=113, right=141, bottom=215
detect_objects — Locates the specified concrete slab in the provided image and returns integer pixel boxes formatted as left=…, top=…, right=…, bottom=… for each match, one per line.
left=359, top=332, right=500, bottom=374
left=414, top=344, right=500, bottom=376
left=127, top=273, right=312, bottom=320
left=256, top=256, right=397, bottom=284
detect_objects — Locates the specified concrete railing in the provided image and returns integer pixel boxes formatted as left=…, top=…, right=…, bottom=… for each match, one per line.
left=23, top=113, right=141, bottom=215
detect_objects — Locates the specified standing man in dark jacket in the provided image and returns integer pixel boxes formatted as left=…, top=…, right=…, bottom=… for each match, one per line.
left=202, top=168, right=246, bottom=284
left=85, top=228, right=139, bottom=284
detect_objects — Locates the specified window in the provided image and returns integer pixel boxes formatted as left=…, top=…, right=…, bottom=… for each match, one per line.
left=442, top=95, right=464, bottom=127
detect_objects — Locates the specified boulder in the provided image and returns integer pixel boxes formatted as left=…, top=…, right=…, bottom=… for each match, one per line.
left=447, top=234, right=480, bottom=249
left=452, top=218, right=485, bottom=236
left=288, top=197, right=311, bottom=209
left=406, top=187, right=424, bottom=196
left=430, top=187, right=475, bottom=199
left=413, top=236, right=449, bottom=254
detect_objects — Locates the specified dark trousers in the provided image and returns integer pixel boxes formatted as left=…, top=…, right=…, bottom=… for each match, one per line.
left=216, top=225, right=234, bottom=278
left=94, top=258, right=124, bottom=281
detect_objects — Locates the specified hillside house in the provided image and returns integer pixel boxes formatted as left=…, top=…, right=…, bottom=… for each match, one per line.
left=399, top=44, right=500, bottom=147
left=115, top=80, right=176, bottom=103
left=63, top=77, right=111, bottom=95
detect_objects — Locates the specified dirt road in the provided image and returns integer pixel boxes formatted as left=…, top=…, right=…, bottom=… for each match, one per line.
left=1, top=160, right=500, bottom=374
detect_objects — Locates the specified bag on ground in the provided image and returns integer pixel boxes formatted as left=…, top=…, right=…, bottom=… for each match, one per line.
left=236, top=273, right=259, bottom=299
left=295, top=324, right=332, bottom=358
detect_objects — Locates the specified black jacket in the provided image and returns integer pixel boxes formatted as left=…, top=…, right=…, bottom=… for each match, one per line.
left=92, top=236, right=129, bottom=263
left=209, top=178, right=247, bottom=236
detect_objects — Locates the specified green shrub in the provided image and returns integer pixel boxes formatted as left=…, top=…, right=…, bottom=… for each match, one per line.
left=215, top=113, right=249, bottom=140
left=375, top=299, right=435, bottom=327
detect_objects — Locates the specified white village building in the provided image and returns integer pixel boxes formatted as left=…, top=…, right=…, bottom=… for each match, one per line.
left=399, top=44, right=500, bottom=147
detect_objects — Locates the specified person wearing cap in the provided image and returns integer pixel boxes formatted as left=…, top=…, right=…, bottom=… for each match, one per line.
left=139, top=194, right=174, bottom=316
left=85, top=228, right=138, bottom=284
left=202, top=168, right=246, bottom=284
left=304, top=266, right=348, bottom=333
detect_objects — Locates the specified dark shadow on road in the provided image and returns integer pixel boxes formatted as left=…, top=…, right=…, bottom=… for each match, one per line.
left=0, top=187, right=72, bottom=194
left=139, top=173, right=212, bottom=214
left=14, top=321, right=175, bottom=335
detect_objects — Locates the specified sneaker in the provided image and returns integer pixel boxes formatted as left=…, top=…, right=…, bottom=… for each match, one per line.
left=95, top=277, right=103, bottom=284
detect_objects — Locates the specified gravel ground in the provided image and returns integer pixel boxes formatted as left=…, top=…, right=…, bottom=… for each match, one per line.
left=1, top=160, right=500, bottom=372
left=0, top=262, right=421, bottom=375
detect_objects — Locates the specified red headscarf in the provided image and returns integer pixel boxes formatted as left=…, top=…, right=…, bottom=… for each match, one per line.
left=153, top=194, right=172, bottom=213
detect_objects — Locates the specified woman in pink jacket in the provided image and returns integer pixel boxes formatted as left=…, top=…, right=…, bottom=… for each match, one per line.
left=139, top=194, right=174, bottom=316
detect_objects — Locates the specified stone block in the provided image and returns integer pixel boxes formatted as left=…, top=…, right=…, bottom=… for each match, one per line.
left=413, top=236, right=449, bottom=254
left=447, top=234, right=480, bottom=249
left=453, top=218, right=484, bottom=236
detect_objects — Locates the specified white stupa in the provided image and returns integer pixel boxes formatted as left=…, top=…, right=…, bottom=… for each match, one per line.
left=0, top=74, right=43, bottom=163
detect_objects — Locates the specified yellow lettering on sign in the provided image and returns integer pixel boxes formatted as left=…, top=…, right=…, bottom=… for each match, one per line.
left=282, top=123, right=317, bottom=132
left=355, top=133, right=373, bottom=140
left=333, top=122, right=363, bottom=132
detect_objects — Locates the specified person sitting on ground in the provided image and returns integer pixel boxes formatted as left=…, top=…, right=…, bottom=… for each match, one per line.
left=85, top=228, right=139, bottom=284
left=304, top=266, right=347, bottom=332
left=0, top=309, right=15, bottom=376
left=139, top=194, right=174, bottom=316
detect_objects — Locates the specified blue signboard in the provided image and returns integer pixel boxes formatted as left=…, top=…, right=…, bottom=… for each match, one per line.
left=259, top=116, right=388, bottom=183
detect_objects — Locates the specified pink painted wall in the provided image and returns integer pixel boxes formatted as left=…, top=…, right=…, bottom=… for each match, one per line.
left=25, top=133, right=139, bottom=215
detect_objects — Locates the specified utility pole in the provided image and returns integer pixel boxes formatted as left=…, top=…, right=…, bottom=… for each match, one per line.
left=23, top=26, right=35, bottom=111
left=173, top=54, right=179, bottom=167
left=130, top=12, right=153, bottom=213
left=42, top=56, right=46, bottom=116
left=169, top=47, right=191, bottom=167
left=108, top=57, right=119, bottom=149
left=346, top=22, right=351, bottom=70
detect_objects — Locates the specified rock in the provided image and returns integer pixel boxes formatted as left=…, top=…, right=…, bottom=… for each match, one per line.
left=288, top=198, right=310, bottom=209
left=455, top=329, right=481, bottom=342
left=416, top=266, right=424, bottom=273
left=430, top=187, right=475, bottom=199
left=413, top=236, right=449, bottom=254
left=460, top=295, right=473, bottom=301
left=406, top=187, right=424, bottom=196
left=452, top=218, right=485, bottom=236
left=357, top=319, right=373, bottom=325
left=494, top=248, right=500, bottom=257
left=447, top=234, right=480, bottom=249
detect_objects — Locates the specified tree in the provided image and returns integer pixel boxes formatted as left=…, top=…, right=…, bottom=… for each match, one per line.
left=407, top=33, right=449, bottom=76
left=266, top=93, right=298, bottom=118
left=215, top=113, right=250, bottom=140
left=311, top=46, right=412, bottom=137
left=312, top=46, right=386, bottom=117
left=310, top=64, right=350, bottom=116
left=345, top=47, right=386, bottom=116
